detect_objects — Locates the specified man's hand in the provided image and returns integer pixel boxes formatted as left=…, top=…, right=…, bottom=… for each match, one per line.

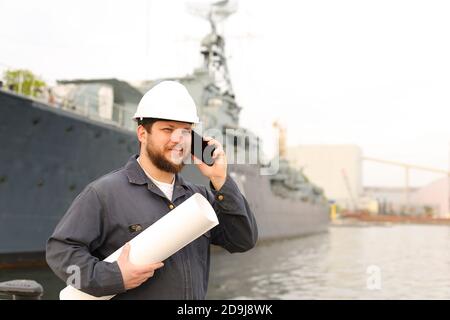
left=117, top=243, right=164, bottom=291
left=192, top=137, right=227, bottom=190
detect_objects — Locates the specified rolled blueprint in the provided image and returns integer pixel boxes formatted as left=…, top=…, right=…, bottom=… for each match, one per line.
left=60, top=192, right=219, bottom=300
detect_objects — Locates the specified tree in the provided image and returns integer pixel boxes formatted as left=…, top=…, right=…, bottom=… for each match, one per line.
left=3, top=69, right=47, bottom=97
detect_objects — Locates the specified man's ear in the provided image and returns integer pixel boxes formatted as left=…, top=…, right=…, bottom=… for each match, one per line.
left=137, top=125, right=147, bottom=144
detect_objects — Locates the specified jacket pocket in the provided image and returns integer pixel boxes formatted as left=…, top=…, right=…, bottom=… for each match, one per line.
left=124, top=219, right=156, bottom=241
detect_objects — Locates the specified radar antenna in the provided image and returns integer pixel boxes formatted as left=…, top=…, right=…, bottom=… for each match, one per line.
left=186, top=0, right=237, bottom=96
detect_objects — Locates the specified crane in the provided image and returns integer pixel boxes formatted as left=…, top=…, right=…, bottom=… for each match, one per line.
left=341, top=168, right=357, bottom=211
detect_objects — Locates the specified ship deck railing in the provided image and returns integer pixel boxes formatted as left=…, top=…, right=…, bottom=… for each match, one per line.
left=0, top=87, right=136, bottom=132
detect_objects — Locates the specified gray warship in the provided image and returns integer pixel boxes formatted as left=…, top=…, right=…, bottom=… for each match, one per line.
left=0, top=2, right=329, bottom=265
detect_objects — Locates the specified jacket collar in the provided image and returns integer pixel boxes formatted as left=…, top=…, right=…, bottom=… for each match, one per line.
left=125, top=154, right=189, bottom=202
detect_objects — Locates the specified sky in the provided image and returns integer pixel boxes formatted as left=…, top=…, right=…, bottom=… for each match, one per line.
left=1, top=0, right=450, bottom=187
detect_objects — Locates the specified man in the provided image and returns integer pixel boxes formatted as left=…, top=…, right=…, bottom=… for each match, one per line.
left=46, top=81, right=258, bottom=299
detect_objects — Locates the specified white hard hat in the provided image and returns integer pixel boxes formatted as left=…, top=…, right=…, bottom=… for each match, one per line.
left=133, top=80, right=199, bottom=124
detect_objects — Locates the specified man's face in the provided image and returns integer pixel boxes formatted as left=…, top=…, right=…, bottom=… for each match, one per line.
left=143, top=120, right=192, bottom=173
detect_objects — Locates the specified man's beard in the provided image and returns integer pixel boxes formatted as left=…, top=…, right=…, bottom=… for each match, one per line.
left=146, top=143, right=185, bottom=174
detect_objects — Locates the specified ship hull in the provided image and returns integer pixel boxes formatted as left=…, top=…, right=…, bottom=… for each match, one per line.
left=0, top=90, right=329, bottom=263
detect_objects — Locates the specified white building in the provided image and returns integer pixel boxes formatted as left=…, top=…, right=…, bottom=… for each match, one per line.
left=411, top=176, right=449, bottom=217
left=362, top=178, right=449, bottom=217
left=363, top=186, right=420, bottom=214
left=286, top=145, right=362, bottom=209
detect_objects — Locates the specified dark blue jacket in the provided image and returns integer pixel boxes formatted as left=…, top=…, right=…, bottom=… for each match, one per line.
left=46, top=155, right=258, bottom=299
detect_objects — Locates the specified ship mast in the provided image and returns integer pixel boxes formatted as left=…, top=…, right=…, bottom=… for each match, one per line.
left=187, top=0, right=237, bottom=97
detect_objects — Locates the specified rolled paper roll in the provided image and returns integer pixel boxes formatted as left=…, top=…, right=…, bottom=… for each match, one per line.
left=60, top=193, right=219, bottom=300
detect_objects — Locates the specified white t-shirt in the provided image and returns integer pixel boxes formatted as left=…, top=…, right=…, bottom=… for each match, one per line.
left=137, top=157, right=175, bottom=201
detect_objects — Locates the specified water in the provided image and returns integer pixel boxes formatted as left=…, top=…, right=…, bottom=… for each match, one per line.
left=207, top=224, right=450, bottom=299
left=1, top=224, right=449, bottom=300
